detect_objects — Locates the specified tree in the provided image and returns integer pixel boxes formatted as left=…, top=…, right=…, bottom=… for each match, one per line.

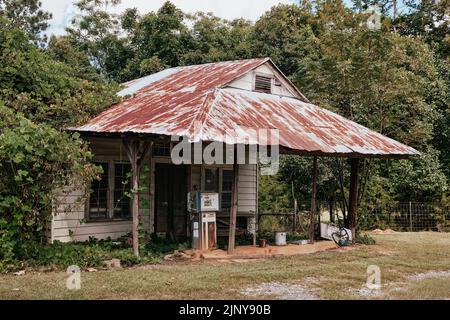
left=66, top=0, right=132, bottom=81
left=0, top=17, right=120, bottom=128
left=267, top=1, right=448, bottom=209
left=0, top=104, right=100, bottom=265
left=0, top=17, right=119, bottom=265
left=47, top=35, right=103, bottom=81
left=397, top=0, right=450, bottom=59
left=0, top=0, right=51, bottom=45
left=179, top=13, right=253, bottom=65
left=251, top=2, right=316, bottom=75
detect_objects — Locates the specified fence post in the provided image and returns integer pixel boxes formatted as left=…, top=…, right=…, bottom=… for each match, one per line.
left=293, top=199, right=297, bottom=233
left=409, top=201, right=413, bottom=232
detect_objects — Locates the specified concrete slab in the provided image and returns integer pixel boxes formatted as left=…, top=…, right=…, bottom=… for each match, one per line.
left=197, top=241, right=338, bottom=260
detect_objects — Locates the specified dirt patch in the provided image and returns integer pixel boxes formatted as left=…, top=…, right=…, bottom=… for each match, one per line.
left=369, top=229, right=397, bottom=235
left=351, top=270, right=450, bottom=299
left=241, top=281, right=319, bottom=300
left=406, top=270, right=450, bottom=281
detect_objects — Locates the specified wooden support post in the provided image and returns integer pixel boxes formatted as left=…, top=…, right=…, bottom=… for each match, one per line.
left=348, top=158, right=360, bottom=239
left=228, top=161, right=239, bottom=254
left=123, top=140, right=152, bottom=257
left=309, top=156, right=318, bottom=244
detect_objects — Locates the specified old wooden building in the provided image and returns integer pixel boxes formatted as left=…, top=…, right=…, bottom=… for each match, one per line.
left=51, top=58, right=418, bottom=254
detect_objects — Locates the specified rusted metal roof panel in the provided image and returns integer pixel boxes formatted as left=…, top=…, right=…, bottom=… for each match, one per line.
left=200, top=88, right=419, bottom=156
left=75, top=58, right=269, bottom=136
left=74, top=58, right=418, bottom=157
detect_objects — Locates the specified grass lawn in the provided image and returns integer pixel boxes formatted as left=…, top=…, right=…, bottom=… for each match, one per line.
left=0, top=232, right=449, bottom=300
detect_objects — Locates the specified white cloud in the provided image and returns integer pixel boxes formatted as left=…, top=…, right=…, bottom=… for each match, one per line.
left=41, top=0, right=295, bottom=37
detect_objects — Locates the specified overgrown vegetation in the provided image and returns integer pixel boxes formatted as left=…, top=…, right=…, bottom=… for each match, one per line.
left=0, top=233, right=193, bottom=273
left=354, top=233, right=376, bottom=245
left=0, top=5, right=119, bottom=268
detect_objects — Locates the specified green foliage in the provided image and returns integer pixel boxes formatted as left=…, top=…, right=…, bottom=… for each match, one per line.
left=0, top=9, right=119, bottom=267
left=257, top=0, right=449, bottom=213
left=354, top=233, right=376, bottom=245
left=258, top=174, right=292, bottom=214
left=389, top=149, right=448, bottom=201
left=0, top=0, right=52, bottom=45
left=251, top=2, right=316, bottom=75
left=145, top=234, right=190, bottom=254
left=0, top=105, right=100, bottom=266
left=0, top=238, right=163, bottom=273
left=0, top=17, right=120, bottom=128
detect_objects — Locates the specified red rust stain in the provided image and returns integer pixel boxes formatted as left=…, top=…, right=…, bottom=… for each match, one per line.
left=73, top=59, right=418, bottom=157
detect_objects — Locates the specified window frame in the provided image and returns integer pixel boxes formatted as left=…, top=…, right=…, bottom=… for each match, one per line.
left=85, top=160, right=133, bottom=222
left=201, top=166, right=234, bottom=213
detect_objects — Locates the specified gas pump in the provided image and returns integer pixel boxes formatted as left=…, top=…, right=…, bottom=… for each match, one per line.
left=188, top=192, right=218, bottom=250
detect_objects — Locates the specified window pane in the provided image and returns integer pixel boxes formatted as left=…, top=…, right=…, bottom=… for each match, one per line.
left=153, top=143, right=170, bottom=157
left=222, top=170, right=233, bottom=191
left=204, top=168, right=219, bottom=192
left=221, top=192, right=232, bottom=212
left=113, top=163, right=131, bottom=219
left=89, top=163, right=109, bottom=219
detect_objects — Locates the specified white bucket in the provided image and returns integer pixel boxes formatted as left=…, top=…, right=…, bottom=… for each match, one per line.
left=275, top=231, right=287, bottom=246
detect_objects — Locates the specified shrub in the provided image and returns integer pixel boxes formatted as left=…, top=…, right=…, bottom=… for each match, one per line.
left=354, top=234, right=376, bottom=245
left=0, top=239, right=164, bottom=273
left=145, top=234, right=190, bottom=254
left=0, top=105, right=100, bottom=265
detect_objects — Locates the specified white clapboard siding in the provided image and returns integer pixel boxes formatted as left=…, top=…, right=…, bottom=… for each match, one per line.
left=52, top=138, right=258, bottom=242
left=238, top=164, right=257, bottom=214
left=52, top=138, right=151, bottom=243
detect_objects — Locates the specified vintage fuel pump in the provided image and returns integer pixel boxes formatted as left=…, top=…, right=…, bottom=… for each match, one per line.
left=187, top=192, right=218, bottom=250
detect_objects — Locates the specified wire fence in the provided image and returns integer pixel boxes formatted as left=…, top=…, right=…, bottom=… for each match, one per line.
left=359, top=202, right=450, bottom=232
left=258, top=202, right=450, bottom=235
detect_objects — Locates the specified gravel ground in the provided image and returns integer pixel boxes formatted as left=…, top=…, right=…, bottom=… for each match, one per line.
left=241, top=281, right=319, bottom=300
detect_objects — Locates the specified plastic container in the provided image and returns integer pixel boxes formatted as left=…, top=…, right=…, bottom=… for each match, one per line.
left=275, top=231, right=287, bottom=246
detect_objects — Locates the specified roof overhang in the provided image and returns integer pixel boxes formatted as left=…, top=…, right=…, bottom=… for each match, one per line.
left=70, top=59, right=419, bottom=160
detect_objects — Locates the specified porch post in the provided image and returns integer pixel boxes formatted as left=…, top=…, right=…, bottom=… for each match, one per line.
left=348, top=158, right=360, bottom=239
left=123, top=139, right=152, bottom=257
left=228, top=161, right=239, bottom=254
left=309, top=156, right=318, bottom=244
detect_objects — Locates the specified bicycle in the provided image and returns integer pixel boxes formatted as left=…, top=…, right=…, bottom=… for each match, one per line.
left=331, top=226, right=352, bottom=247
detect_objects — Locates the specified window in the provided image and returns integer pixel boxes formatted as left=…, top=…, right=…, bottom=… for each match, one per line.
left=203, top=167, right=234, bottom=212
left=88, top=163, right=109, bottom=220
left=221, top=170, right=233, bottom=212
left=113, top=163, right=132, bottom=219
left=153, top=143, right=170, bottom=157
left=87, top=162, right=132, bottom=221
left=204, top=167, right=219, bottom=192
left=254, top=74, right=272, bottom=94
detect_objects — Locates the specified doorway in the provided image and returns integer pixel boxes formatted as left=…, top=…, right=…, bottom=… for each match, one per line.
left=154, top=163, right=188, bottom=241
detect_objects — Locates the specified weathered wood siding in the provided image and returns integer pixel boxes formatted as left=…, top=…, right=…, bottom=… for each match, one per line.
left=237, top=164, right=257, bottom=214
left=52, top=139, right=258, bottom=242
left=52, top=138, right=151, bottom=242
left=192, top=164, right=257, bottom=215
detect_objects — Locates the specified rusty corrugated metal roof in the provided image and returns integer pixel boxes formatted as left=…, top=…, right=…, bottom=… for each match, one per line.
left=73, top=58, right=419, bottom=157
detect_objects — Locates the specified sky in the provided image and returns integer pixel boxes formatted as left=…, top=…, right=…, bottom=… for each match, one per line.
left=41, top=0, right=297, bottom=37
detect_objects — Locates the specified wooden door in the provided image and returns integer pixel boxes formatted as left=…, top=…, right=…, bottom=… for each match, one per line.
left=155, top=164, right=187, bottom=241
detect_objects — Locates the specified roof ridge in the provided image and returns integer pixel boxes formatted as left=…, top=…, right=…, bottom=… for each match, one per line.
left=179, top=57, right=269, bottom=69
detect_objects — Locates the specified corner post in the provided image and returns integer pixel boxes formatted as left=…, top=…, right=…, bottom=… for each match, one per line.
left=348, top=158, right=360, bottom=239
left=309, top=156, right=318, bottom=244
left=123, top=139, right=152, bottom=257
left=228, top=161, right=239, bottom=254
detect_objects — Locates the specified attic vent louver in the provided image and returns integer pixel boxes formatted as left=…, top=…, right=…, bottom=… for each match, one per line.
left=254, top=74, right=272, bottom=94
